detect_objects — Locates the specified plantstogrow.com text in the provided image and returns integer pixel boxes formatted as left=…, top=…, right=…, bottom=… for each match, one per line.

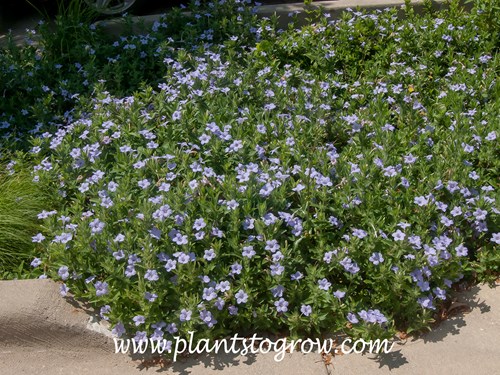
left=114, top=331, right=395, bottom=362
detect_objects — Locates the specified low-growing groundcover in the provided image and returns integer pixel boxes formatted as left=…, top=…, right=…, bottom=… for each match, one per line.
left=2, top=0, right=499, bottom=350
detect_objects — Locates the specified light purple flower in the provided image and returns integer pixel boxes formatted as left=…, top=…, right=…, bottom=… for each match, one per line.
left=169, top=229, right=188, bottom=245
left=59, top=284, right=69, bottom=296
left=455, top=244, right=468, bottom=257
left=274, top=298, right=289, bottom=313
left=392, top=230, right=405, bottom=241
left=144, top=269, right=159, bottom=281
left=189, top=179, right=198, bottom=190
left=199, top=133, right=211, bottom=144
left=485, top=131, right=496, bottom=141
left=418, top=295, right=435, bottom=310
left=180, top=309, right=192, bottom=322
left=31, top=258, right=42, bottom=268
left=473, top=208, right=487, bottom=221
left=272, top=251, right=284, bottom=262
left=149, top=227, right=161, bottom=239
left=334, top=290, right=346, bottom=299
left=202, top=287, right=217, bottom=301
left=358, top=309, right=387, bottom=324
left=112, top=322, right=126, bottom=337
left=226, top=199, right=239, bottom=210
left=318, top=278, right=331, bottom=291
left=165, top=259, right=177, bottom=272
left=433, top=287, right=447, bottom=300
left=323, top=251, right=335, bottom=264
left=100, top=305, right=111, bottom=320
left=440, top=215, right=453, bottom=227
left=369, top=252, right=384, bottom=265
left=172, top=110, right=182, bottom=121
left=235, top=290, right=248, bottom=304
left=404, top=154, right=418, bottom=164
left=193, top=218, right=206, bottom=230
left=340, top=257, right=360, bottom=274
left=204, top=248, right=216, bottom=261
left=292, top=183, right=305, bottom=192
left=450, top=206, right=462, bottom=217
left=194, top=231, right=205, bottom=240
left=133, top=315, right=145, bottom=326
left=225, top=140, right=243, bottom=153
left=95, top=281, right=109, bottom=296
left=414, top=196, right=429, bottom=206
left=134, top=331, right=148, bottom=344
left=199, top=310, right=217, bottom=327
left=113, top=250, right=125, bottom=260
left=125, top=265, right=136, bottom=277
left=58, top=266, right=69, bottom=280
left=347, top=312, right=358, bottom=324
left=211, top=227, right=224, bottom=238
left=228, top=306, right=238, bottom=315
left=138, top=179, right=151, bottom=189
left=32, top=233, right=45, bottom=243
left=216, top=281, right=230, bottom=292
left=166, top=323, right=177, bottom=334
left=216, top=297, right=228, bottom=310
left=177, top=253, right=191, bottom=264
left=230, top=263, right=242, bottom=275
left=53, top=232, right=73, bottom=244
left=265, top=239, right=280, bottom=252
left=242, top=246, right=256, bottom=258
left=271, top=285, right=285, bottom=298
left=352, top=228, right=368, bottom=239
left=301, top=305, right=312, bottom=316
left=145, top=292, right=158, bottom=302
left=152, top=205, right=172, bottom=221
left=242, top=217, right=255, bottom=230
left=89, top=218, right=105, bottom=234
left=108, top=181, right=119, bottom=192
left=270, top=263, right=285, bottom=276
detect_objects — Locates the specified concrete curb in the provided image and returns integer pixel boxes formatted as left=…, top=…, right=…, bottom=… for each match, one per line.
left=256, top=0, right=450, bottom=20
left=1, top=279, right=499, bottom=374
left=0, top=0, right=469, bottom=47
left=0, top=279, right=113, bottom=351
left=98, top=0, right=458, bottom=36
left=0, top=279, right=329, bottom=375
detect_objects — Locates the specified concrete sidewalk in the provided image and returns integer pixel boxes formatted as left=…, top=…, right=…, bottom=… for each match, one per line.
left=330, top=284, right=500, bottom=374
left=0, top=279, right=499, bottom=374
left=0, top=279, right=328, bottom=375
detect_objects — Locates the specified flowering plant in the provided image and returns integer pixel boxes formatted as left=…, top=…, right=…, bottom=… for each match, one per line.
left=3, top=0, right=499, bottom=347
